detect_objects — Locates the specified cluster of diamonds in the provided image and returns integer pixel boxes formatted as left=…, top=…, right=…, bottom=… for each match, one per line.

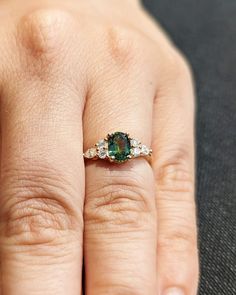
left=129, top=139, right=152, bottom=158
left=83, top=139, right=108, bottom=160
left=84, top=136, right=152, bottom=161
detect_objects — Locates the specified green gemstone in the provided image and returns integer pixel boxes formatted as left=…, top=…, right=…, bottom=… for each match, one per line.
left=108, top=132, right=131, bottom=163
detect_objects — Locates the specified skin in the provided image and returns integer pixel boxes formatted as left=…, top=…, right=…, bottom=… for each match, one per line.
left=0, top=0, right=198, bottom=294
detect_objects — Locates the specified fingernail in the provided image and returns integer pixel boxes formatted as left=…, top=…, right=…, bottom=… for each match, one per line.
left=163, top=287, right=185, bottom=295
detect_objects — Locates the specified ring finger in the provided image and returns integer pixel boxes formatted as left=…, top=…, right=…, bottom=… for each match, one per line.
left=83, top=28, right=158, bottom=295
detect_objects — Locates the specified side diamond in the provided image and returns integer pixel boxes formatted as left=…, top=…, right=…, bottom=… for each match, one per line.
left=98, top=149, right=107, bottom=159
left=141, top=145, right=150, bottom=156
left=84, top=148, right=97, bottom=159
left=97, top=139, right=107, bottom=148
left=96, top=138, right=108, bottom=159
left=131, top=147, right=141, bottom=158
left=130, top=139, right=140, bottom=148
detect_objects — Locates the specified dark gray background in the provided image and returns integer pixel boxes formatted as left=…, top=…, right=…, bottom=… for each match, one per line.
left=142, top=1, right=236, bottom=294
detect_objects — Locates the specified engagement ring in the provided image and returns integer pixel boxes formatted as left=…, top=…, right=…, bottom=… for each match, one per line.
left=84, top=132, right=152, bottom=164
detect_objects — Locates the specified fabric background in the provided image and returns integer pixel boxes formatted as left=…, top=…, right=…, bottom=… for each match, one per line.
left=142, top=1, right=236, bottom=294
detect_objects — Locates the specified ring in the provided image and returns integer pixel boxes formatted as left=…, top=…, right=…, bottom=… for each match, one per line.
left=84, top=131, right=152, bottom=164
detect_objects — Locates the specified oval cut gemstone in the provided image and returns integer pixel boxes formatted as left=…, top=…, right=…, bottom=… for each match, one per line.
left=108, top=132, right=131, bottom=162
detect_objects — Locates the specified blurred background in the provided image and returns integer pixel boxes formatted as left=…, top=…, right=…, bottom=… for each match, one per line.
left=142, top=1, right=236, bottom=294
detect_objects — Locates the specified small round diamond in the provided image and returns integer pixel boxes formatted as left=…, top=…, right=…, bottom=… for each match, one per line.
left=141, top=145, right=150, bottom=156
left=84, top=148, right=97, bottom=159
left=97, top=139, right=107, bottom=148
left=130, top=139, right=140, bottom=148
left=98, top=149, right=107, bottom=159
left=131, top=147, right=141, bottom=158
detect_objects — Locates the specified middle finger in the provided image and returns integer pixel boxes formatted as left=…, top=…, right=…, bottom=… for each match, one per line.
left=0, top=10, right=87, bottom=295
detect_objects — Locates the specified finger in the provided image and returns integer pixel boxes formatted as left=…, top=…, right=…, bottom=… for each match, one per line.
left=0, top=10, right=86, bottom=295
left=152, top=52, right=199, bottom=295
left=83, top=28, right=158, bottom=295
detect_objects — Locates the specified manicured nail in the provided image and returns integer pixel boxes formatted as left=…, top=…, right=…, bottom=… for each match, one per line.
left=163, top=287, right=185, bottom=295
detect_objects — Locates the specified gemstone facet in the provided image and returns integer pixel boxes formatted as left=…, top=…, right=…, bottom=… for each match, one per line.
left=108, top=132, right=131, bottom=163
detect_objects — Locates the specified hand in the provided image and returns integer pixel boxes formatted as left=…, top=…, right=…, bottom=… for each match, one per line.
left=0, top=1, right=198, bottom=294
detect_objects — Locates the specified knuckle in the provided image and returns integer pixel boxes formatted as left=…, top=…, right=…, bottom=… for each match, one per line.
left=85, top=168, right=155, bottom=229
left=157, top=225, right=197, bottom=253
left=166, top=49, right=193, bottom=80
left=155, top=146, right=197, bottom=254
left=104, top=25, right=144, bottom=68
left=155, top=145, right=194, bottom=196
left=1, top=163, right=81, bottom=246
left=85, top=183, right=150, bottom=227
left=4, top=198, right=73, bottom=246
left=175, top=52, right=192, bottom=76
left=16, top=8, right=76, bottom=73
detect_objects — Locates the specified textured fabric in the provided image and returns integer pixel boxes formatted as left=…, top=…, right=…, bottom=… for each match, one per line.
left=142, top=1, right=236, bottom=294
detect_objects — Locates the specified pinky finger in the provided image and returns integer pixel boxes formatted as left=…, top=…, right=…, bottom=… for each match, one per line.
left=152, top=53, right=199, bottom=295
